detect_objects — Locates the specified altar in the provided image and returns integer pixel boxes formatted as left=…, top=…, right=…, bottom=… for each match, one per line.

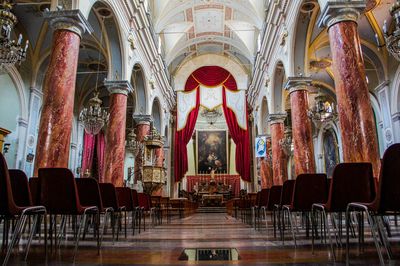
left=186, top=175, right=241, bottom=201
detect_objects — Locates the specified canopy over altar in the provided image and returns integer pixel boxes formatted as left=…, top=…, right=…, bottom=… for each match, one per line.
left=174, top=66, right=251, bottom=183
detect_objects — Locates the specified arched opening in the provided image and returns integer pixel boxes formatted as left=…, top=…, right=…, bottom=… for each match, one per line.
left=132, top=64, right=147, bottom=114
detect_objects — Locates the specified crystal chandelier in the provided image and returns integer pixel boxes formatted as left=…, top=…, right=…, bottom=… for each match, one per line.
left=79, top=91, right=109, bottom=135
left=382, top=1, right=400, bottom=60
left=279, top=130, right=293, bottom=156
left=307, top=95, right=337, bottom=129
left=126, top=128, right=144, bottom=156
left=200, top=107, right=222, bottom=126
left=0, top=0, right=29, bottom=71
left=79, top=15, right=108, bottom=135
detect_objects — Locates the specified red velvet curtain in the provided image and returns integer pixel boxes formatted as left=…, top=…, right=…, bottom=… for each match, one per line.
left=222, top=89, right=251, bottom=182
left=82, top=132, right=95, bottom=176
left=174, top=66, right=251, bottom=182
left=96, top=131, right=105, bottom=181
left=174, top=88, right=200, bottom=182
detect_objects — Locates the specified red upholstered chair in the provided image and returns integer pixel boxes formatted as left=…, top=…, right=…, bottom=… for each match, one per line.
left=253, top=189, right=269, bottom=230
left=138, top=193, right=157, bottom=230
left=275, top=180, right=295, bottom=241
left=28, top=177, right=40, bottom=206
left=39, top=168, right=99, bottom=261
left=346, top=143, right=400, bottom=265
left=116, top=187, right=134, bottom=237
left=311, top=163, right=375, bottom=261
left=0, top=153, right=47, bottom=265
left=130, top=189, right=142, bottom=234
left=262, top=185, right=282, bottom=237
left=76, top=178, right=113, bottom=246
left=9, top=169, right=33, bottom=207
left=99, top=183, right=125, bottom=242
left=282, top=173, right=328, bottom=247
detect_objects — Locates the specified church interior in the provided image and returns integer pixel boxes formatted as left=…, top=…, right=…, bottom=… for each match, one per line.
left=1, top=0, right=400, bottom=265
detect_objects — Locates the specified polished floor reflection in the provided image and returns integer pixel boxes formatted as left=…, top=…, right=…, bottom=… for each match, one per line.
left=2, top=212, right=399, bottom=265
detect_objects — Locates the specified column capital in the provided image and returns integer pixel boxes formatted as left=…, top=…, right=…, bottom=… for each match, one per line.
left=284, top=76, right=312, bottom=94
left=133, top=114, right=153, bottom=126
left=317, top=0, right=366, bottom=29
left=44, top=10, right=93, bottom=38
left=104, top=80, right=133, bottom=96
left=268, top=113, right=287, bottom=125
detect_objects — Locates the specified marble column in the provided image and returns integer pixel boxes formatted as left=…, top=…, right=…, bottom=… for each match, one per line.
left=133, top=115, right=152, bottom=187
left=285, top=77, right=316, bottom=176
left=34, top=11, right=92, bottom=175
left=268, top=113, right=288, bottom=185
left=318, top=1, right=380, bottom=176
left=102, top=81, right=133, bottom=186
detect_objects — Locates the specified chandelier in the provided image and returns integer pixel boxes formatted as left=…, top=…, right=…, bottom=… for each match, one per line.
left=126, top=128, right=144, bottom=156
left=307, top=95, right=337, bottom=129
left=79, top=15, right=108, bottom=135
left=79, top=91, right=109, bottom=135
left=0, top=1, right=29, bottom=71
left=383, top=1, right=400, bottom=60
left=279, top=130, right=293, bottom=156
left=200, top=108, right=222, bottom=126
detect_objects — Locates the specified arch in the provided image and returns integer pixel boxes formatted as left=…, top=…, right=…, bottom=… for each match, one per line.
left=315, top=121, right=343, bottom=172
left=174, top=54, right=249, bottom=91
left=270, top=61, right=286, bottom=113
left=370, top=93, right=385, bottom=156
left=391, top=63, right=400, bottom=115
left=151, top=97, right=162, bottom=133
left=131, top=64, right=148, bottom=115
left=4, top=66, right=28, bottom=121
left=259, top=96, right=270, bottom=135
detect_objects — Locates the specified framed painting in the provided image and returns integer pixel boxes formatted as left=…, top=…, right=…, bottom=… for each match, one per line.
left=196, top=130, right=228, bottom=174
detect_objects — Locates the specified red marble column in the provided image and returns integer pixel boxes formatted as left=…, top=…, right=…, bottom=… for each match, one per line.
left=133, top=115, right=152, bottom=185
left=259, top=138, right=273, bottom=188
left=285, top=77, right=316, bottom=176
left=269, top=114, right=288, bottom=185
left=320, top=2, right=380, bottom=176
left=34, top=11, right=92, bottom=175
left=103, top=81, right=132, bottom=186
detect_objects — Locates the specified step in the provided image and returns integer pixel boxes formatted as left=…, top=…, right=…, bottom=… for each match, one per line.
left=196, top=207, right=227, bottom=213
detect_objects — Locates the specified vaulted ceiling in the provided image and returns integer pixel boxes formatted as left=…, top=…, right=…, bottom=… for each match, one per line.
left=150, top=0, right=267, bottom=75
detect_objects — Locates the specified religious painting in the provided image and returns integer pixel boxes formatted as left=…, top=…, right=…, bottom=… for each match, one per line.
left=323, top=129, right=339, bottom=178
left=196, top=130, right=228, bottom=174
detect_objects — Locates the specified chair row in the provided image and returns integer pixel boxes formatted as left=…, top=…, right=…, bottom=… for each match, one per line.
left=0, top=154, right=161, bottom=265
left=243, top=143, right=400, bottom=266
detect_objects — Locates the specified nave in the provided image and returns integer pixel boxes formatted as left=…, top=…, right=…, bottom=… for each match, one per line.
left=2, top=212, right=400, bottom=265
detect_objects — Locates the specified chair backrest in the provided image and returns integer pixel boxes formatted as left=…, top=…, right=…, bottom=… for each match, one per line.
left=0, top=152, right=19, bottom=216
left=138, top=193, right=150, bottom=210
left=76, top=178, right=104, bottom=211
left=255, top=191, right=261, bottom=206
left=29, top=177, right=40, bottom=205
left=376, top=143, right=400, bottom=212
left=116, top=187, right=133, bottom=211
left=99, top=183, right=119, bottom=211
left=267, top=185, right=282, bottom=210
left=280, top=180, right=295, bottom=206
left=9, top=169, right=32, bottom=207
left=131, top=189, right=139, bottom=208
left=291, top=173, right=328, bottom=211
left=258, top=188, right=269, bottom=207
left=327, top=163, right=375, bottom=212
left=39, top=168, right=83, bottom=215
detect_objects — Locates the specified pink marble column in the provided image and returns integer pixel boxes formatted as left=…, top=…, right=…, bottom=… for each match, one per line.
left=103, top=81, right=132, bottom=186
left=285, top=77, right=316, bottom=176
left=133, top=115, right=152, bottom=185
left=259, top=137, right=273, bottom=189
left=34, top=11, right=92, bottom=175
left=268, top=114, right=288, bottom=185
left=319, top=2, right=380, bottom=176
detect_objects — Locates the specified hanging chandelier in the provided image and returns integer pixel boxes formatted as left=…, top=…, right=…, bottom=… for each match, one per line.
left=200, top=108, right=222, bottom=126
left=79, top=91, right=109, bottom=135
left=279, top=130, right=293, bottom=156
left=307, top=95, right=337, bottom=129
left=383, top=1, right=400, bottom=61
left=79, top=15, right=108, bottom=135
left=126, top=128, right=143, bottom=156
left=0, top=0, right=29, bottom=72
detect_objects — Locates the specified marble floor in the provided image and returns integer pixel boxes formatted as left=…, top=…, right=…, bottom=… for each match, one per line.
left=1, top=212, right=399, bottom=265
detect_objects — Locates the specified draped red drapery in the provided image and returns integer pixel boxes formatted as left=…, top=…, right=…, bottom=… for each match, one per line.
left=174, top=66, right=251, bottom=182
left=82, top=131, right=105, bottom=179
